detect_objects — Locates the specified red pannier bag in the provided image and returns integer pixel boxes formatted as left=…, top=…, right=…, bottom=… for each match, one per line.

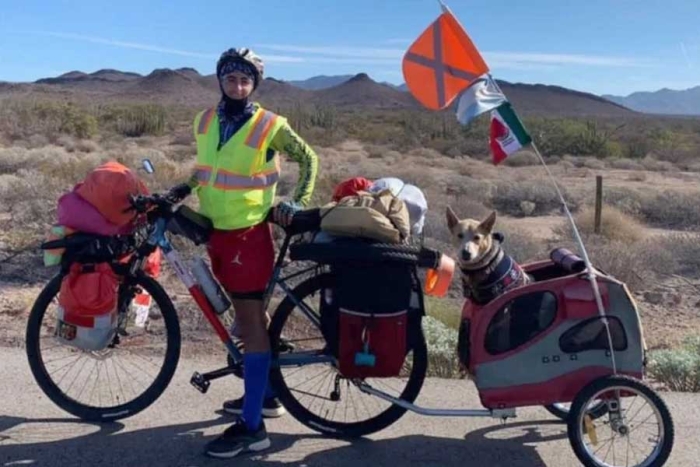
left=56, top=262, right=120, bottom=351
left=338, top=309, right=408, bottom=378
left=322, top=262, right=414, bottom=378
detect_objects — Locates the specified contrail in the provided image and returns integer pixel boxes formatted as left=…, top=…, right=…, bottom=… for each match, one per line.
left=21, top=31, right=304, bottom=63
left=680, top=41, right=693, bottom=68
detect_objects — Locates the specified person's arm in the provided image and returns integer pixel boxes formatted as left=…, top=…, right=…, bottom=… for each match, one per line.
left=269, top=123, right=319, bottom=207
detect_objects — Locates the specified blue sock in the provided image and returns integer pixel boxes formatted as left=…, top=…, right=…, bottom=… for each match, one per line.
left=242, top=351, right=271, bottom=432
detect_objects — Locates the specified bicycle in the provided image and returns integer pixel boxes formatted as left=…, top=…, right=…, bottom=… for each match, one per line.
left=27, top=182, right=674, bottom=466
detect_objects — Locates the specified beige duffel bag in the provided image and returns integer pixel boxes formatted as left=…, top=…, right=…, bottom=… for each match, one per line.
left=319, top=189, right=411, bottom=243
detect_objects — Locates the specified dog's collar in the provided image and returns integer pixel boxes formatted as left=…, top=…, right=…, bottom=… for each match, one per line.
left=460, top=244, right=503, bottom=277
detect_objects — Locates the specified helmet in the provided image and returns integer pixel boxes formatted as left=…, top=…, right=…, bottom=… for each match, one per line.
left=216, top=48, right=264, bottom=87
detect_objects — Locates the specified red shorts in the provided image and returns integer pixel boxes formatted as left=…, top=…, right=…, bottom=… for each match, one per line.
left=206, top=222, right=274, bottom=299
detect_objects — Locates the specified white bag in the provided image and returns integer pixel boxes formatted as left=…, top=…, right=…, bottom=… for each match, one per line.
left=369, top=177, right=428, bottom=236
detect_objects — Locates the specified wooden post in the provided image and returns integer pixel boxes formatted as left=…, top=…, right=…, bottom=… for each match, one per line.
left=594, top=175, right=603, bottom=234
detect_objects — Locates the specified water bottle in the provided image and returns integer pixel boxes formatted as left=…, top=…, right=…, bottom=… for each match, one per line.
left=190, top=256, right=232, bottom=315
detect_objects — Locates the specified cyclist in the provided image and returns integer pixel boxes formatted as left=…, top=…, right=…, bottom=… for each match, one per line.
left=168, top=47, right=318, bottom=458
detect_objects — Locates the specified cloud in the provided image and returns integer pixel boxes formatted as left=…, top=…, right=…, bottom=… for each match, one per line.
left=484, top=52, right=652, bottom=68
left=255, top=44, right=404, bottom=60
left=383, top=38, right=412, bottom=45
left=21, top=31, right=304, bottom=63
left=256, top=43, right=652, bottom=69
left=19, top=32, right=652, bottom=71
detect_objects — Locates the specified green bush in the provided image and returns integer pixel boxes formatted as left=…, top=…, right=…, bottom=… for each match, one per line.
left=0, top=100, right=97, bottom=139
left=647, top=335, right=700, bottom=392
left=100, top=104, right=167, bottom=137
left=422, top=315, right=461, bottom=378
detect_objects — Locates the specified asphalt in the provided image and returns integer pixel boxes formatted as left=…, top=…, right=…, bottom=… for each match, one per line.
left=1, top=347, right=698, bottom=467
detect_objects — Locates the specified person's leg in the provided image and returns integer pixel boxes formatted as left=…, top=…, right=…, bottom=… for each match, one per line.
left=235, top=298, right=271, bottom=431
left=205, top=223, right=280, bottom=458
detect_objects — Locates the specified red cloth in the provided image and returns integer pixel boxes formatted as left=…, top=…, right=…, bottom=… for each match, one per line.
left=332, top=177, right=373, bottom=201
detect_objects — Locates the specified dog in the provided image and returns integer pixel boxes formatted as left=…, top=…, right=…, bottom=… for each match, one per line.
left=445, top=206, right=531, bottom=306
left=446, top=206, right=533, bottom=380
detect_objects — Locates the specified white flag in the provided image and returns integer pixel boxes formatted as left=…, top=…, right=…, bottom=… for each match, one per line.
left=455, top=75, right=507, bottom=125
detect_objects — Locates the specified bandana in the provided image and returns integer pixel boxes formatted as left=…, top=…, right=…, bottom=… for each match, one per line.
left=217, top=60, right=256, bottom=82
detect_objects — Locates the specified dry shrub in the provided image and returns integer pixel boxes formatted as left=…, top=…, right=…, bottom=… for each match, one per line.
left=686, top=161, right=700, bottom=172
left=557, top=205, right=646, bottom=243
left=499, top=227, right=548, bottom=264
left=581, top=238, right=649, bottom=289
left=640, top=190, right=700, bottom=230
left=627, top=171, right=647, bottom=182
left=652, top=233, right=700, bottom=278
left=76, top=139, right=100, bottom=153
left=27, top=134, right=50, bottom=149
left=490, top=180, right=579, bottom=217
left=640, top=157, right=678, bottom=172
left=55, top=135, right=77, bottom=152
left=407, top=147, right=443, bottom=159
left=0, top=147, right=32, bottom=174
left=503, top=150, right=540, bottom=167
left=170, top=130, right=194, bottom=146
left=581, top=158, right=606, bottom=170
left=609, top=158, right=644, bottom=171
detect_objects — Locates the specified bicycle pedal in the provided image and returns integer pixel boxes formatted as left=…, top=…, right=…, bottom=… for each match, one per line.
left=190, top=372, right=210, bottom=394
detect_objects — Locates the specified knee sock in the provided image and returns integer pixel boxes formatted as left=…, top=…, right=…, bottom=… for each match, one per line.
left=242, top=351, right=271, bottom=431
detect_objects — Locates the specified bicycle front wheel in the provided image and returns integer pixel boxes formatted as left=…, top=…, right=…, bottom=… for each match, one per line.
left=26, top=271, right=181, bottom=422
left=268, top=273, right=427, bottom=438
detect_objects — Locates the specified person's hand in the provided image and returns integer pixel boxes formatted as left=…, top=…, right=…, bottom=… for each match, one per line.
left=166, top=183, right=192, bottom=202
left=273, top=201, right=302, bottom=227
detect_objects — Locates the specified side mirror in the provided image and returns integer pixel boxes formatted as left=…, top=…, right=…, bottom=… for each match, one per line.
left=142, top=159, right=155, bottom=174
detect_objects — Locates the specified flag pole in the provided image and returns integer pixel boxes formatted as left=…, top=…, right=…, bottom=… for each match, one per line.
left=487, top=70, right=618, bottom=374
left=529, top=141, right=619, bottom=375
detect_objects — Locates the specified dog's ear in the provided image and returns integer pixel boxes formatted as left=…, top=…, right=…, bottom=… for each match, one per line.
left=446, top=205, right=459, bottom=231
left=479, top=211, right=497, bottom=234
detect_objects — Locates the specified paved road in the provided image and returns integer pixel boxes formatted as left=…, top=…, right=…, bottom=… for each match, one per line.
left=1, top=347, right=698, bottom=467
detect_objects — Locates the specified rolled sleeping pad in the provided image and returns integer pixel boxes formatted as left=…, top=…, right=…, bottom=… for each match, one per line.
left=550, top=247, right=586, bottom=273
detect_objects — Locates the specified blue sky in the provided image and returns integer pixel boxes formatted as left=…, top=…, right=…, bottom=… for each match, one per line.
left=1, top=0, right=698, bottom=96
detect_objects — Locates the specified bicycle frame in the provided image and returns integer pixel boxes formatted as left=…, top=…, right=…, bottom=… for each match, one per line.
left=144, top=216, right=334, bottom=369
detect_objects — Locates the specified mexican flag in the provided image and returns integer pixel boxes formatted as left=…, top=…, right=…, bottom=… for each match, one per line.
left=489, top=102, right=532, bottom=165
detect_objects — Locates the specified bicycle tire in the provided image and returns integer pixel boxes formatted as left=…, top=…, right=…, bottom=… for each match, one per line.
left=567, top=375, right=674, bottom=467
left=268, top=273, right=428, bottom=438
left=289, top=240, right=439, bottom=267
left=26, top=272, right=181, bottom=422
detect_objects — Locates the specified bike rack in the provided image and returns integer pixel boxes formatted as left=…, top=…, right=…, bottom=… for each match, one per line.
left=359, top=383, right=516, bottom=419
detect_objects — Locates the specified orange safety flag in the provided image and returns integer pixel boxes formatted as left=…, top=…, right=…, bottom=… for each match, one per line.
left=402, top=10, right=489, bottom=110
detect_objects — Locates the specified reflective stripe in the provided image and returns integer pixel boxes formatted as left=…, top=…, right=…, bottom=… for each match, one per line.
left=197, top=108, right=216, bottom=135
left=245, top=111, right=278, bottom=150
left=194, top=165, right=213, bottom=185
left=213, top=169, right=280, bottom=190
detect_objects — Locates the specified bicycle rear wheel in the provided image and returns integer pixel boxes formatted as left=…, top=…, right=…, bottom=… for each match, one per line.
left=268, top=273, right=427, bottom=438
left=26, top=271, right=181, bottom=422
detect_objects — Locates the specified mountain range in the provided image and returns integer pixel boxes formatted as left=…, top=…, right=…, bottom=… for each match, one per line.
left=2, top=67, right=697, bottom=117
left=603, top=87, right=700, bottom=116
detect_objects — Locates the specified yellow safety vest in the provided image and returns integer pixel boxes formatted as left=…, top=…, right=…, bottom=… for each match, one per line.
left=193, top=105, right=286, bottom=230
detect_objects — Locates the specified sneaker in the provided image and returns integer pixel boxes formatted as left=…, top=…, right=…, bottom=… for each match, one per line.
left=205, top=419, right=270, bottom=459
left=223, top=396, right=286, bottom=418
left=277, top=336, right=296, bottom=353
